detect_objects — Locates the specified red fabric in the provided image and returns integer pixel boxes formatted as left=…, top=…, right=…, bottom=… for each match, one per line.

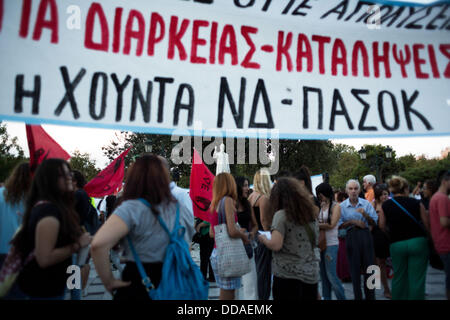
left=84, top=148, right=131, bottom=198
left=429, top=192, right=450, bottom=254
left=26, top=124, right=71, bottom=172
left=189, top=148, right=215, bottom=224
left=337, top=237, right=351, bottom=281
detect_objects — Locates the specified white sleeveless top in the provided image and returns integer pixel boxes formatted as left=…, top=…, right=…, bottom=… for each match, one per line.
left=319, top=205, right=339, bottom=247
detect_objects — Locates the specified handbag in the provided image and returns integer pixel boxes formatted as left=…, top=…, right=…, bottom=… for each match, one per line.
left=318, top=209, right=327, bottom=252
left=391, top=198, right=444, bottom=270
left=214, top=198, right=251, bottom=278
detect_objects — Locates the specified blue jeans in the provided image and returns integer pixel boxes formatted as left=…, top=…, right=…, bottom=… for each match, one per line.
left=320, top=245, right=346, bottom=300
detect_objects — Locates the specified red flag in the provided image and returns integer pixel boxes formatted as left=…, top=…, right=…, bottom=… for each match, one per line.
left=189, top=148, right=215, bottom=223
left=84, top=148, right=131, bottom=198
left=26, top=124, right=71, bottom=172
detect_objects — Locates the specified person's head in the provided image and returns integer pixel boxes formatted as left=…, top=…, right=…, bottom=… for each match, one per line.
left=374, top=183, right=389, bottom=203
left=437, top=170, right=450, bottom=195
left=315, top=183, right=334, bottom=205
left=3, top=162, right=31, bottom=206
left=363, top=175, right=376, bottom=191
left=346, top=179, right=361, bottom=201
left=336, top=191, right=348, bottom=203
left=210, top=172, right=237, bottom=212
left=72, top=170, right=86, bottom=190
left=235, top=176, right=251, bottom=213
left=253, top=168, right=272, bottom=196
left=123, top=154, right=173, bottom=209
left=270, top=177, right=316, bottom=226
left=387, top=175, right=409, bottom=196
left=294, top=165, right=313, bottom=195
left=12, top=159, right=80, bottom=258
left=423, top=179, right=439, bottom=199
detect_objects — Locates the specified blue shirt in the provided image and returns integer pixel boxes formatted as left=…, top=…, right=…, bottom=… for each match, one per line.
left=0, top=187, right=25, bottom=254
left=339, top=197, right=378, bottom=229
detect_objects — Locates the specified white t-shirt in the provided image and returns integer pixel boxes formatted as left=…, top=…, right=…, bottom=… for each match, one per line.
left=319, top=205, right=339, bottom=247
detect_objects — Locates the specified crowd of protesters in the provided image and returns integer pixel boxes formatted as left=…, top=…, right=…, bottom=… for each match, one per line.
left=0, top=154, right=449, bottom=301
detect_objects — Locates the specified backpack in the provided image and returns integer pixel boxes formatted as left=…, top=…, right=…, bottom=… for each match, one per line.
left=84, top=202, right=100, bottom=235
left=127, top=198, right=209, bottom=300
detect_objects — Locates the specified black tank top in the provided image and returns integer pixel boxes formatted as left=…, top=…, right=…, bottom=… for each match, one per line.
left=252, top=194, right=264, bottom=230
left=237, top=207, right=251, bottom=231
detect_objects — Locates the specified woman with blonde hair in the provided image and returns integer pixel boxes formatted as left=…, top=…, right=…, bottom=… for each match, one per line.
left=248, top=168, right=273, bottom=300
left=209, top=173, right=250, bottom=300
left=381, top=176, right=430, bottom=300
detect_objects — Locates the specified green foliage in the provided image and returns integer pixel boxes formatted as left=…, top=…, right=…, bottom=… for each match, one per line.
left=399, top=155, right=450, bottom=186
left=69, top=150, right=100, bottom=182
left=0, top=122, right=26, bottom=182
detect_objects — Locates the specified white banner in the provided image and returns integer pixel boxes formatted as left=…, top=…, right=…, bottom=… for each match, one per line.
left=0, top=0, right=449, bottom=139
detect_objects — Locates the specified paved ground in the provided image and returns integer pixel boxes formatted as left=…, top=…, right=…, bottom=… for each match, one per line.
left=76, top=243, right=447, bottom=300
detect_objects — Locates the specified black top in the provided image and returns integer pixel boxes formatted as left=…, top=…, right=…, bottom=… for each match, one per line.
left=382, top=196, right=427, bottom=244
left=237, top=207, right=251, bottom=231
left=17, top=203, right=73, bottom=298
left=75, top=189, right=91, bottom=227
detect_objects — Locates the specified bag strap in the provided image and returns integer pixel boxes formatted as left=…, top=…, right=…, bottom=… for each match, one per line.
left=217, top=198, right=227, bottom=225
left=391, top=198, right=426, bottom=233
left=252, top=194, right=262, bottom=207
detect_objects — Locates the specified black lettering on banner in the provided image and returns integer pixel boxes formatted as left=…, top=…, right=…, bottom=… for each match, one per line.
left=284, top=0, right=312, bottom=16
left=401, top=90, right=433, bottom=130
left=351, top=89, right=377, bottom=131
left=154, top=77, right=175, bottom=123
left=320, top=0, right=348, bottom=20
left=54, top=66, right=86, bottom=119
left=378, top=90, right=399, bottom=131
left=111, top=73, right=132, bottom=122
left=249, top=79, right=274, bottom=128
left=234, top=0, right=255, bottom=8
left=282, top=0, right=296, bottom=15
left=404, top=6, right=433, bottom=29
left=217, top=77, right=246, bottom=129
left=381, top=6, right=405, bottom=27
left=344, top=1, right=372, bottom=22
left=14, top=74, right=41, bottom=115
left=302, top=86, right=323, bottom=129
left=262, top=0, right=273, bottom=12
left=173, top=84, right=194, bottom=126
left=89, top=72, right=108, bottom=120
left=329, top=89, right=354, bottom=131
left=426, top=4, right=448, bottom=30
left=130, top=79, right=152, bottom=123
left=396, top=6, right=427, bottom=28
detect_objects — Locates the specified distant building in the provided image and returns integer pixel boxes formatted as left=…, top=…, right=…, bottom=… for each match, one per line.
left=440, top=147, right=450, bottom=159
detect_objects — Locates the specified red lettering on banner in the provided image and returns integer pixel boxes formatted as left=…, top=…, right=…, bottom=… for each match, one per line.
left=439, top=44, right=450, bottom=78
left=373, top=42, right=392, bottom=78
left=218, top=24, right=238, bottom=65
left=393, top=44, right=411, bottom=78
left=209, top=21, right=218, bottom=64
left=240, top=26, right=260, bottom=69
left=123, top=10, right=145, bottom=56
left=413, top=44, right=429, bottom=79
left=112, top=8, right=123, bottom=53
left=147, top=12, right=165, bottom=56
left=427, top=45, right=440, bottom=78
left=331, top=38, right=347, bottom=76
left=168, top=16, right=189, bottom=61
left=32, top=0, right=58, bottom=44
left=352, top=41, right=370, bottom=77
left=85, top=3, right=109, bottom=52
left=296, top=33, right=313, bottom=72
left=190, top=20, right=209, bottom=64
left=19, top=0, right=32, bottom=38
left=312, top=35, right=331, bottom=74
left=276, top=31, right=293, bottom=72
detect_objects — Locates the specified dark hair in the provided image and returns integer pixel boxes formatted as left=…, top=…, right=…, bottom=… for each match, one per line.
left=336, top=191, right=348, bottom=203
left=11, top=159, right=81, bottom=259
left=424, top=179, right=438, bottom=197
left=315, top=182, right=333, bottom=223
left=374, top=183, right=389, bottom=202
left=270, top=177, right=316, bottom=226
left=72, top=170, right=86, bottom=189
left=294, top=165, right=313, bottom=195
left=3, top=162, right=31, bottom=206
left=234, top=176, right=251, bottom=214
left=122, top=154, right=174, bottom=213
left=437, top=169, right=450, bottom=185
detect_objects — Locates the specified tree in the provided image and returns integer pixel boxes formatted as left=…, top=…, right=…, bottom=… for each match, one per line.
left=0, top=122, right=26, bottom=182
left=329, top=147, right=359, bottom=190
left=399, top=154, right=450, bottom=186
left=354, top=144, right=398, bottom=183
left=69, top=150, right=100, bottom=182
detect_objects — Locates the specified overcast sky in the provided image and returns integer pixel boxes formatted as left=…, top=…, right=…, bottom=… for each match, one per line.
left=4, top=120, right=450, bottom=169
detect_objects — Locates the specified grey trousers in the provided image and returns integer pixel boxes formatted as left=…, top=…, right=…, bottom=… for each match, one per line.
left=254, top=240, right=272, bottom=300
left=345, top=227, right=376, bottom=300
